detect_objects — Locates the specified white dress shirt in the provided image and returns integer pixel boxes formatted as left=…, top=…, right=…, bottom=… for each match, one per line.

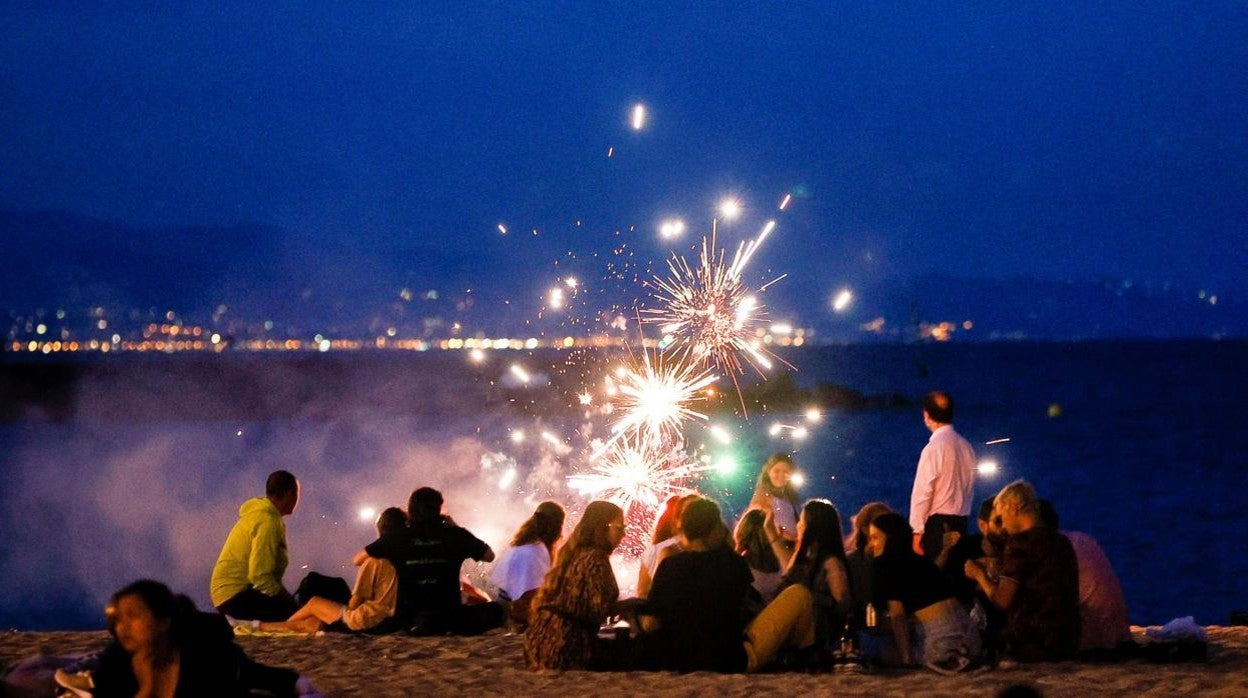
left=909, top=424, right=977, bottom=533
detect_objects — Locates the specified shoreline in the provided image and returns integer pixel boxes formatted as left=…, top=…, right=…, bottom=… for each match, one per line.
left=4, top=625, right=1245, bottom=697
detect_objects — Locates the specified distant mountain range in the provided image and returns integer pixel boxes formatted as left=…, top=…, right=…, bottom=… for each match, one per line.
left=2, top=210, right=1243, bottom=341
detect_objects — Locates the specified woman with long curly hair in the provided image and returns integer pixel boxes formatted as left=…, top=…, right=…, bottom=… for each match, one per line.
left=524, top=501, right=625, bottom=670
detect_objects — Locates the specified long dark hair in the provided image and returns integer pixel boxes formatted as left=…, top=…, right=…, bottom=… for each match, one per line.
left=734, top=508, right=781, bottom=573
left=869, top=512, right=916, bottom=560
left=511, top=501, right=566, bottom=553
left=107, top=579, right=195, bottom=651
left=787, top=499, right=847, bottom=586
left=845, top=501, right=892, bottom=555
left=553, top=500, right=623, bottom=567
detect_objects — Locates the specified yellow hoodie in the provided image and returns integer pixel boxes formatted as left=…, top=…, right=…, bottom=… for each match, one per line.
left=209, top=497, right=289, bottom=607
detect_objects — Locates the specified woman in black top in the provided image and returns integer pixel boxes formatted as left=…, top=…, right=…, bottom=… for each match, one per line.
left=869, top=513, right=981, bottom=674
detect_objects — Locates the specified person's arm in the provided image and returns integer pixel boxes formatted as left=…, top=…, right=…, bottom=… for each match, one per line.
left=351, top=549, right=369, bottom=566
left=964, top=559, right=1018, bottom=610
left=934, top=530, right=961, bottom=570
left=247, top=520, right=286, bottom=596
left=909, top=445, right=937, bottom=539
left=825, top=558, right=851, bottom=606
left=763, top=509, right=794, bottom=569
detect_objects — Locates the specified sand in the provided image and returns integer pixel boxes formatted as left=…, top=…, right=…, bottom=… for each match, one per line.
left=3, top=626, right=1245, bottom=697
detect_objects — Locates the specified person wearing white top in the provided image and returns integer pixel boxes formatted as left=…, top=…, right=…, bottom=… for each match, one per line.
left=491, top=501, right=565, bottom=627
left=909, top=391, right=976, bottom=561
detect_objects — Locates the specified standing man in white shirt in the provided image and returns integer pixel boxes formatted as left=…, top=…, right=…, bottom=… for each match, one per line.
left=909, top=390, right=977, bottom=560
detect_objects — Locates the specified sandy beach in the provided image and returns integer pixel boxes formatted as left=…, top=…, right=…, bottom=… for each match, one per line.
left=3, top=625, right=1244, bottom=697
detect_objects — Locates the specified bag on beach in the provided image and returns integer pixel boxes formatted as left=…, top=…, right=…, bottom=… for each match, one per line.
left=296, top=572, right=351, bottom=606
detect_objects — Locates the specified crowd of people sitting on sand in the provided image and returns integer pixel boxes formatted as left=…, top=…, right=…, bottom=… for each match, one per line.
left=55, top=391, right=1134, bottom=696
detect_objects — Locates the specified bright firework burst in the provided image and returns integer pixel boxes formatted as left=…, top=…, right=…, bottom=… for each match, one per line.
left=644, top=223, right=785, bottom=382
left=568, top=432, right=706, bottom=522
left=605, top=347, right=718, bottom=447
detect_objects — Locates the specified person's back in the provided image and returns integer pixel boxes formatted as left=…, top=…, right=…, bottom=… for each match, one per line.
left=367, top=519, right=488, bottom=626
left=365, top=487, right=492, bottom=633
left=209, top=471, right=300, bottom=621
left=1001, top=525, right=1081, bottom=661
left=1064, top=530, right=1130, bottom=652
left=645, top=547, right=753, bottom=672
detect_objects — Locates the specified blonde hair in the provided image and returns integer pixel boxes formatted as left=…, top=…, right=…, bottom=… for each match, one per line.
left=995, top=480, right=1039, bottom=516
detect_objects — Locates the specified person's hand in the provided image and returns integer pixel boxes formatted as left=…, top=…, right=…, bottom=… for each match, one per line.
left=964, top=559, right=985, bottom=581
left=912, top=532, right=924, bottom=556
left=942, top=530, right=962, bottom=552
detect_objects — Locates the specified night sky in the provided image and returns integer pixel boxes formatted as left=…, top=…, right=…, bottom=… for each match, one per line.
left=3, top=3, right=1247, bottom=329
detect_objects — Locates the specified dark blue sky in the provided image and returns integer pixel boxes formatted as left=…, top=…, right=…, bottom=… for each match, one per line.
left=3, top=2, right=1247, bottom=322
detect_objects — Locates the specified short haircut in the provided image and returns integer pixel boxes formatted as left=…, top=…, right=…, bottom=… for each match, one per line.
left=922, top=391, right=955, bottom=423
left=377, top=507, right=407, bottom=535
left=978, top=496, right=996, bottom=522
left=995, top=480, right=1039, bottom=516
left=680, top=497, right=723, bottom=541
left=408, top=487, right=444, bottom=524
left=265, top=470, right=298, bottom=499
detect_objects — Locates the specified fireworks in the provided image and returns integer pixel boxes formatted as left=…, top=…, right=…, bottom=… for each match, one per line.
left=568, top=433, right=706, bottom=519
left=644, top=228, right=779, bottom=380
left=606, top=348, right=718, bottom=446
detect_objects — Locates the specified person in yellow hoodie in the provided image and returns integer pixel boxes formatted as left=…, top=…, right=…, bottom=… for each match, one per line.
left=210, top=470, right=301, bottom=621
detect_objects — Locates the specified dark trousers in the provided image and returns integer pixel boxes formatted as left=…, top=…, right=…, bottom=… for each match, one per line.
left=921, top=513, right=969, bottom=562
left=216, top=588, right=300, bottom=622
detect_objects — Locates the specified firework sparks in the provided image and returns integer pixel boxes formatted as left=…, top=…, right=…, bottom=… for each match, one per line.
left=606, top=349, right=718, bottom=446
left=568, top=433, right=706, bottom=520
left=644, top=227, right=783, bottom=381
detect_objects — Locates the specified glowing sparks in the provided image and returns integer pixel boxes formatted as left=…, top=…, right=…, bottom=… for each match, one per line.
left=578, top=392, right=593, bottom=406
left=510, top=363, right=531, bottom=383
left=790, top=472, right=806, bottom=488
left=357, top=506, right=377, bottom=523
left=564, top=277, right=579, bottom=289
left=509, top=429, right=525, bottom=444
left=832, top=288, right=853, bottom=313
left=718, top=198, right=742, bottom=221
left=709, top=424, right=732, bottom=444
left=779, top=193, right=792, bottom=211
left=804, top=408, right=822, bottom=423
left=497, top=223, right=508, bottom=235
left=607, top=350, right=718, bottom=445
left=659, top=219, right=686, bottom=239
left=631, top=103, right=647, bottom=131
left=469, top=348, right=486, bottom=364
left=548, top=287, right=565, bottom=309
left=985, top=437, right=1011, bottom=445
left=978, top=459, right=999, bottom=476
left=644, top=231, right=780, bottom=379
left=569, top=434, right=706, bottom=518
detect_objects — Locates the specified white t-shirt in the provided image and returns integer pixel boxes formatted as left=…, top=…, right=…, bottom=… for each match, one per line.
left=489, top=542, right=551, bottom=601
